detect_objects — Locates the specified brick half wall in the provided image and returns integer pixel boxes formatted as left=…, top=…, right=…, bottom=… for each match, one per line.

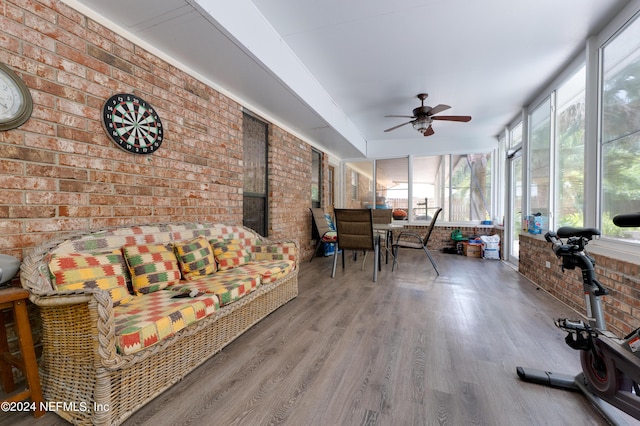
left=519, top=233, right=640, bottom=337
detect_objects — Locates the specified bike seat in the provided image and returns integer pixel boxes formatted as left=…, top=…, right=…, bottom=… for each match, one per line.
left=613, top=212, right=640, bottom=228
left=556, top=226, right=601, bottom=239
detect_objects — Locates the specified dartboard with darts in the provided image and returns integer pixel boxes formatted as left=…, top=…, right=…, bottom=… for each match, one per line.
left=102, top=93, right=163, bottom=155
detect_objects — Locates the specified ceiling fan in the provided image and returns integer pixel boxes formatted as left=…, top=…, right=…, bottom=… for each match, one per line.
left=384, top=93, right=471, bottom=136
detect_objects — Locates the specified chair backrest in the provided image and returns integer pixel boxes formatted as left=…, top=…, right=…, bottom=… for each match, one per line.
left=372, top=208, right=392, bottom=224
left=310, top=208, right=333, bottom=238
left=422, top=207, right=443, bottom=246
left=334, top=209, right=375, bottom=251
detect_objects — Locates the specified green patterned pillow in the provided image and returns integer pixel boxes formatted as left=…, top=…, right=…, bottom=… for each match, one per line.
left=49, top=251, right=133, bottom=306
left=174, top=236, right=217, bottom=280
left=123, top=244, right=181, bottom=294
left=211, top=238, right=252, bottom=271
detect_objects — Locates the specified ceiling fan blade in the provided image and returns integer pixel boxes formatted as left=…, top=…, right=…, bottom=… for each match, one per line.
left=424, top=126, right=435, bottom=137
left=428, top=104, right=451, bottom=116
left=432, top=115, right=472, bottom=122
left=384, top=114, right=415, bottom=118
left=383, top=120, right=414, bottom=132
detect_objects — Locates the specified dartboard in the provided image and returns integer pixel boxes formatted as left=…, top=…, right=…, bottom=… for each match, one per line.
left=102, top=93, right=163, bottom=154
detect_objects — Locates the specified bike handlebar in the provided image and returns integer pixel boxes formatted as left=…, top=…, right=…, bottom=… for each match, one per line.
left=613, top=212, right=640, bottom=227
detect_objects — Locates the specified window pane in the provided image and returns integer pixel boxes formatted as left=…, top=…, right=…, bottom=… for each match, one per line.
left=601, top=15, right=640, bottom=241
left=451, top=154, right=492, bottom=221
left=529, top=98, right=551, bottom=223
left=556, top=66, right=586, bottom=227
left=344, top=161, right=373, bottom=208
left=511, top=122, right=523, bottom=148
left=243, top=114, right=267, bottom=195
left=311, top=150, right=321, bottom=208
left=413, top=156, right=440, bottom=221
left=376, top=157, right=407, bottom=212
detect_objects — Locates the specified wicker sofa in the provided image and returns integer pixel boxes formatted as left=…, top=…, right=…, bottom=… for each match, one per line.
left=19, top=223, right=299, bottom=425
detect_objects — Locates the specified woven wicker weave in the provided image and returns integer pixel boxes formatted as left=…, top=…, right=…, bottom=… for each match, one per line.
left=20, top=223, right=299, bottom=425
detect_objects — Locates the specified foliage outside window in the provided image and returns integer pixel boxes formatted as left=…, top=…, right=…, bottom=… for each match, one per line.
left=601, top=14, right=640, bottom=241
left=416, top=153, right=491, bottom=222
left=556, top=66, right=586, bottom=227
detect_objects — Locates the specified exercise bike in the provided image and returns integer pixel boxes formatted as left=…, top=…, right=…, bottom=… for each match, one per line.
left=516, top=213, right=640, bottom=424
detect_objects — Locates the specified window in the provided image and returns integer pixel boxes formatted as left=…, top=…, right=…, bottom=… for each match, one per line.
left=529, top=97, right=552, bottom=220
left=345, top=161, right=373, bottom=208
left=242, top=113, right=268, bottom=236
left=413, top=156, right=440, bottom=220
left=451, top=154, right=492, bottom=221
left=601, top=14, right=640, bottom=241
left=328, top=165, right=335, bottom=209
left=311, top=149, right=322, bottom=208
left=375, top=157, right=408, bottom=211
left=556, top=66, right=586, bottom=227
left=413, top=153, right=492, bottom=222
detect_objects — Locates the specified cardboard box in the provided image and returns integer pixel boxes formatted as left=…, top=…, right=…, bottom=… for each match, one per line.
left=463, top=243, right=482, bottom=258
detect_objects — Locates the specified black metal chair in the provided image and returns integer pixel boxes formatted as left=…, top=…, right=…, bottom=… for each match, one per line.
left=332, top=208, right=380, bottom=282
left=392, top=207, right=442, bottom=275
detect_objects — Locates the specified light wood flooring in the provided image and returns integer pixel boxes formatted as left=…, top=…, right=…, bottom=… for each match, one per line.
left=3, top=249, right=637, bottom=425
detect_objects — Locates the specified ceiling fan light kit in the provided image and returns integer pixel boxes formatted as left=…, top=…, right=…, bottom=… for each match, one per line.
left=412, top=117, right=431, bottom=133
left=384, top=93, right=471, bottom=137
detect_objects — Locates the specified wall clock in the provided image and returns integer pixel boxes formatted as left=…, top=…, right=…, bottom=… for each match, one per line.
left=102, top=93, right=163, bottom=154
left=0, top=63, right=33, bottom=131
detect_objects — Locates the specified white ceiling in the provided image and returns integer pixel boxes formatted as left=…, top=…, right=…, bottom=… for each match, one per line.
left=70, top=0, right=632, bottom=160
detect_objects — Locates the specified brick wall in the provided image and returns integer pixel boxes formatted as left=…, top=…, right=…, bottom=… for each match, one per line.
left=0, top=0, right=327, bottom=367
left=0, top=0, right=320, bottom=266
left=520, top=233, right=640, bottom=337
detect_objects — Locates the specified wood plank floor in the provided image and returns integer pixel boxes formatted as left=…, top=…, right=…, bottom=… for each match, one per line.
left=3, top=249, right=636, bottom=425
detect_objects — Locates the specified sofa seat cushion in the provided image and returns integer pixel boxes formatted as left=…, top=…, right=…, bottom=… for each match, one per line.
left=48, top=251, right=133, bottom=306
left=113, top=290, right=219, bottom=355
left=167, top=273, right=260, bottom=306
left=224, top=260, right=295, bottom=284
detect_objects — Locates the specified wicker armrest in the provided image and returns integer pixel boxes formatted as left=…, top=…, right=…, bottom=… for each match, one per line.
left=29, top=288, right=121, bottom=368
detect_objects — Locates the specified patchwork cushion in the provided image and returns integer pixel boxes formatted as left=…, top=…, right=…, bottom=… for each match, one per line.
left=252, top=241, right=298, bottom=263
left=123, top=244, right=181, bottom=294
left=48, top=251, right=133, bottom=306
left=113, top=290, right=219, bottom=355
left=211, top=239, right=252, bottom=271
left=167, top=273, right=259, bottom=306
left=223, top=260, right=295, bottom=284
left=174, top=236, right=217, bottom=280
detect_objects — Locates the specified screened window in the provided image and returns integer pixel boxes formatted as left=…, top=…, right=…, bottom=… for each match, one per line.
left=375, top=157, right=408, bottom=211
left=345, top=161, right=373, bottom=208
left=414, top=153, right=491, bottom=222
left=529, top=98, right=552, bottom=220
left=601, top=14, right=640, bottom=241
left=556, top=66, right=586, bottom=227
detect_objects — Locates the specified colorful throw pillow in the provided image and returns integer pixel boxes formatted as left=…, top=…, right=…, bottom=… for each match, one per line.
left=211, top=238, right=252, bottom=271
left=174, top=236, right=217, bottom=280
left=49, top=251, right=133, bottom=306
left=122, top=244, right=181, bottom=294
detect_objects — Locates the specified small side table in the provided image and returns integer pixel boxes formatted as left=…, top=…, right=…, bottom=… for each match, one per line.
left=0, top=287, right=44, bottom=417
